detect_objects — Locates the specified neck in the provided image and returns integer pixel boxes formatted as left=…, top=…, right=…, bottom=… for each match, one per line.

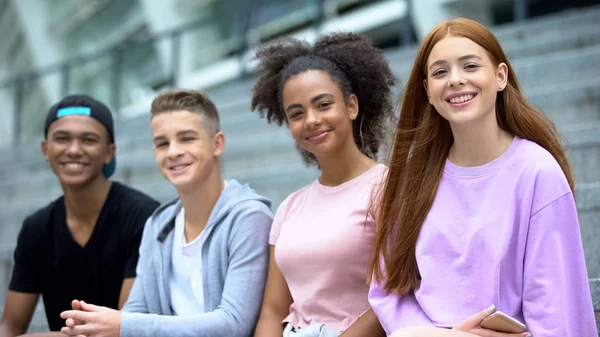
left=177, top=166, right=224, bottom=241
left=316, top=138, right=376, bottom=186
left=448, top=112, right=514, bottom=167
left=62, top=177, right=112, bottom=227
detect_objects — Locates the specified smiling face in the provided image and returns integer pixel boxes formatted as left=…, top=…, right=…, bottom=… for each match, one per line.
left=424, top=36, right=508, bottom=127
left=42, top=115, right=115, bottom=187
left=151, top=110, right=224, bottom=191
left=282, top=70, right=358, bottom=161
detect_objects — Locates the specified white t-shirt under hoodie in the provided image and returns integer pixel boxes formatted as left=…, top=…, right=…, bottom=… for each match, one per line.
left=169, top=207, right=207, bottom=315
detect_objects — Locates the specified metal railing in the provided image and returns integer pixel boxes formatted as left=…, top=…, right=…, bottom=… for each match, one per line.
left=0, top=0, right=335, bottom=144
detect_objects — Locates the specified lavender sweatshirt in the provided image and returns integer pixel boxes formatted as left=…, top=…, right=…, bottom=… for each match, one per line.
left=369, top=137, right=597, bottom=336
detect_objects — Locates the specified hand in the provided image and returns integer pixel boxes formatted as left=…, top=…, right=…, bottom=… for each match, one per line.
left=453, top=305, right=531, bottom=337
left=60, top=301, right=121, bottom=337
left=64, top=300, right=86, bottom=330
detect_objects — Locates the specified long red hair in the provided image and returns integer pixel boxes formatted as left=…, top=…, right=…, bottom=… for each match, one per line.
left=369, top=18, right=575, bottom=295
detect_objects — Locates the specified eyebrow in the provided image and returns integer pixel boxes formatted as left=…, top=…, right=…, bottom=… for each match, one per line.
left=51, top=130, right=101, bottom=138
left=153, top=129, right=199, bottom=142
left=428, top=54, right=483, bottom=70
left=176, top=129, right=199, bottom=136
left=285, top=93, right=334, bottom=113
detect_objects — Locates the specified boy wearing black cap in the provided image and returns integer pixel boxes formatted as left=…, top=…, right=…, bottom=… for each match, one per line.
left=0, top=95, right=159, bottom=337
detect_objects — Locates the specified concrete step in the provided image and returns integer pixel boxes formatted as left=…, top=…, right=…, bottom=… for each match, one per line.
left=577, top=182, right=600, bottom=279
left=391, top=43, right=600, bottom=98
left=563, top=121, right=600, bottom=184
left=6, top=28, right=600, bottom=171
left=581, top=208, right=600, bottom=279
left=385, top=20, right=600, bottom=74
left=492, top=5, right=600, bottom=44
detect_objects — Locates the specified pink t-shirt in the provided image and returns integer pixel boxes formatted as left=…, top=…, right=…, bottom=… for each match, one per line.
left=270, top=164, right=386, bottom=331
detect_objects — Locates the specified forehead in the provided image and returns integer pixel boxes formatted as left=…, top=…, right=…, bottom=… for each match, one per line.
left=47, top=115, right=107, bottom=137
left=427, top=36, right=488, bottom=65
left=282, top=70, right=342, bottom=104
left=151, top=110, right=208, bottom=135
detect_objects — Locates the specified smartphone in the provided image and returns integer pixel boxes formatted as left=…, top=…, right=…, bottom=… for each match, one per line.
left=480, top=311, right=527, bottom=333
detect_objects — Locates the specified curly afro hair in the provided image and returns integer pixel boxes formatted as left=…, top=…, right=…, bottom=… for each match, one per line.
left=251, top=32, right=397, bottom=166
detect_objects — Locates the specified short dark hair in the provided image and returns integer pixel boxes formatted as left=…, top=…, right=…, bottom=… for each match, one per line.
left=151, top=89, right=220, bottom=135
left=251, top=32, right=396, bottom=166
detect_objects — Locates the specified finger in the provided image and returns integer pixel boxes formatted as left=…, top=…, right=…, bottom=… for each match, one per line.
left=80, top=300, right=106, bottom=312
left=72, top=299, right=82, bottom=310
left=66, top=316, right=87, bottom=329
left=60, top=310, right=93, bottom=322
left=61, top=324, right=91, bottom=337
left=454, top=305, right=496, bottom=330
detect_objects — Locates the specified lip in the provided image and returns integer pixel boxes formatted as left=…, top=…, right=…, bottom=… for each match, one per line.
left=59, top=161, right=90, bottom=165
left=445, top=91, right=478, bottom=107
left=305, top=129, right=331, bottom=143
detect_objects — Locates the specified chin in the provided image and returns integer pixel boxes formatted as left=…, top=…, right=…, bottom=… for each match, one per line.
left=170, top=175, right=199, bottom=189
left=58, top=175, right=95, bottom=187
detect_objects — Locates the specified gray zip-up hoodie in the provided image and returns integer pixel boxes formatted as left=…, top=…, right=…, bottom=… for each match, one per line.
left=120, top=180, right=273, bottom=337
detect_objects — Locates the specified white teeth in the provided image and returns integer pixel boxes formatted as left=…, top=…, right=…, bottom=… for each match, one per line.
left=171, top=164, right=188, bottom=171
left=65, top=163, right=84, bottom=169
left=449, top=94, right=474, bottom=104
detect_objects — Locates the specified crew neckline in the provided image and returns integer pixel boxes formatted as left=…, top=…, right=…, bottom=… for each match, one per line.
left=313, top=163, right=385, bottom=193
left=444, top=136, right=521, bottom=178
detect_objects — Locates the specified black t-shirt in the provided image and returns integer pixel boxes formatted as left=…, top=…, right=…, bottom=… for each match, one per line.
left=9, top=182, right=159, bottom=331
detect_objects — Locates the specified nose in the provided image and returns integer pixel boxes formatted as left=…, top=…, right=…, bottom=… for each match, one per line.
left=448, top=68, right=465, bottom=87
left=65, top=140, right=83, bottom=157
left=304, top=108, right=321, bottom=130
left=167, top=141, right=184, bottom=159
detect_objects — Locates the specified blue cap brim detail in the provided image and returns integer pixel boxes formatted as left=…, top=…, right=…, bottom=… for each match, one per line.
left=57, top=106, right=92, bottom=117
left=103, top=157, right=116, bottom=178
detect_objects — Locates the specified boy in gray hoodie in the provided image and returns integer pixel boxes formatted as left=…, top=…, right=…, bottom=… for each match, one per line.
left=59, top=89, right=273, bottom=337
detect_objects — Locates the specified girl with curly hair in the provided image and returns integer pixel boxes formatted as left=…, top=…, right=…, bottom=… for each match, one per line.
left=368, top=18, right=596, bottom=337
left=250, top=32, right=395, bottom=337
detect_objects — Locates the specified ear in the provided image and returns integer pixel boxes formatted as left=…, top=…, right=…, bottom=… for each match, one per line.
left=496, top=62, right=508, bottom=91
left=41, top=140, right=48, bottom=161
left=347, top=94, right=359, bottom=121
left=105, top=143, right=116, bottom=164
left=213, top=132, right=225, bottom=157
left=423, top=79, right=432, bottom=105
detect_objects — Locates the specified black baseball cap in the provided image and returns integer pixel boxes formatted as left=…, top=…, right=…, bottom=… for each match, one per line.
left=44, top=94, right=116, bottom=178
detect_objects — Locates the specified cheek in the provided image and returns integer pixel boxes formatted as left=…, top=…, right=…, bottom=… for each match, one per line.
left=154, top=150, right=166, bottom=163
left=430, top=83, right=445, bottom=100
left=288, top=122, right=304, bottom=140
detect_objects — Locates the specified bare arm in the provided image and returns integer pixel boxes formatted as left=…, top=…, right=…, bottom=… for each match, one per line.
left=253, top=246, right=293, bottom=337
left=118, top=278, right=135, bottom=309
left=0, top=291, right=39, bottom=337
left=339, top=309, right=385, bottom=337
